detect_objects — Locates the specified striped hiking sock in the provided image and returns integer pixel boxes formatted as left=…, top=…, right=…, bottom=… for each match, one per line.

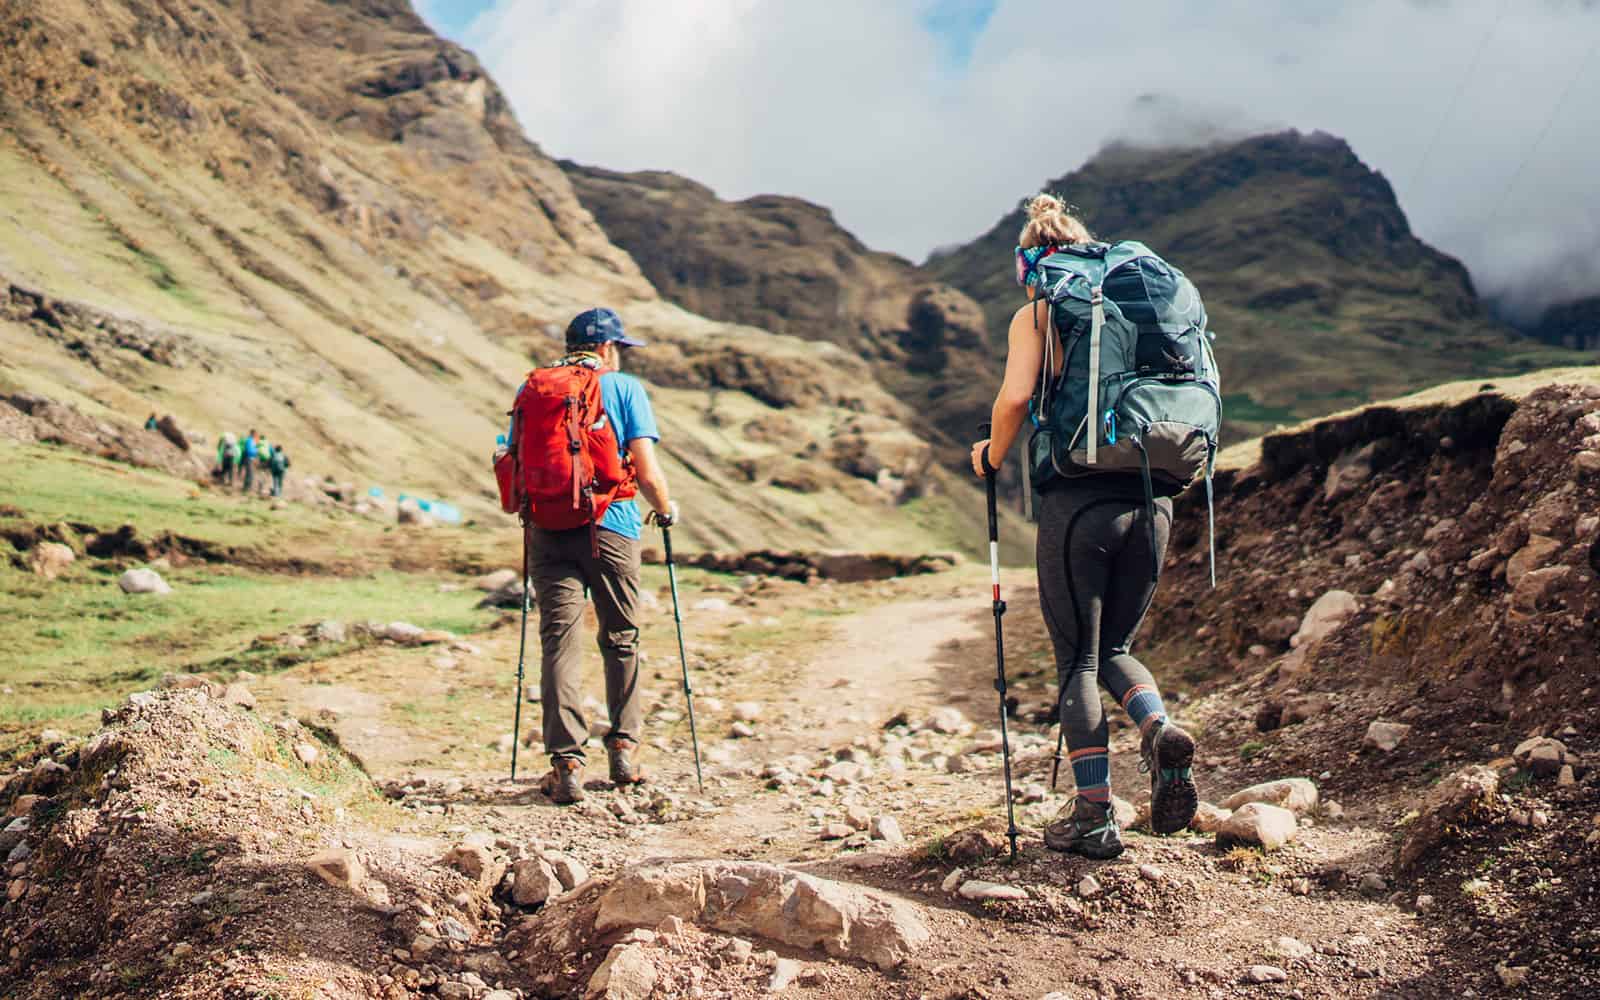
left=1122, top=683, right=1168, bottom=739
left=1068, top=746, right=1111, bottom=804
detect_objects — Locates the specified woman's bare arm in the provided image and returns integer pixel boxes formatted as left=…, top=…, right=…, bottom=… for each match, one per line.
left=970, top=302, right=1048, bottom=476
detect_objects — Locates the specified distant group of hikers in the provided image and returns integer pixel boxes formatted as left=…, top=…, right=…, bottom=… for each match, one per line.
left=214, top=429, right=291, bottom=498
left=141, top=414, right=294, bottom=499
left=498, top=193, right=1217, bottom=861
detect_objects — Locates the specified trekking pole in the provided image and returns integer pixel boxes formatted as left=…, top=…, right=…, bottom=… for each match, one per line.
left=980, top=424, right=1021, bottom=863
left=661, top=525, right=705, bottom=792
left=510, top=516, right=531, bottom=781
left=1050, top=690, right=1067, bottom=791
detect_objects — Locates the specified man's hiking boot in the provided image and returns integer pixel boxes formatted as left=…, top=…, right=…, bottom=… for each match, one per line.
left=1043, top=796, right=1124, bottom=860
left=1142, top=719, right=1198, bottom=835
left=606, top=736, right=645, bottom=786
left=539, top=758, right=585, bottom=805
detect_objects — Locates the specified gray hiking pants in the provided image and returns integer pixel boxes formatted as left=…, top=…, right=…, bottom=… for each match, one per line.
left=531, top=526, right=644, bottom=763
left=1035, top=482, right=1172, bottom=755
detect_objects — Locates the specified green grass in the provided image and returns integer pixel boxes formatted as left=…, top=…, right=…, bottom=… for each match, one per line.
left=0, top=564, right=493, bottom=743
left=0, top=441, right=318, bottom=548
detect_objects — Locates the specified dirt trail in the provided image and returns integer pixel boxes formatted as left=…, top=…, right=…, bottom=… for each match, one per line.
left=242, top=568, right=1477, bottom=999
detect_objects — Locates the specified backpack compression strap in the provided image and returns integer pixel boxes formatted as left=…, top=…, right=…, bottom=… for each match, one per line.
left=1086, top=285, right=1104, bottom=465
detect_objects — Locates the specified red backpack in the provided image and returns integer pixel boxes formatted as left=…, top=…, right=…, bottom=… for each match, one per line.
left=496, top=357, right=636, bottom=540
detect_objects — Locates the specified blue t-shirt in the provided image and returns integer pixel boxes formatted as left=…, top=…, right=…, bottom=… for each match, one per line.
left=510, top=369, right=659, bottom=541
left=596, top=371, right=658, bottom=540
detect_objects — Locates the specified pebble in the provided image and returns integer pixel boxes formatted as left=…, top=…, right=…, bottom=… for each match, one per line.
left=731, top=722, right=757, bottom=739
left=941, top=868, right=966, bottom=893
left=1359, top=873, right=1388, bottom=893
left=1075, top=875, right=1102, bottom=899
left=1137, top=864, right=1164, bottom=883
left=1244, top=965, right=1288, bottom=984
left=769, top=958, right=802, bottom=992
left=820, top=823, right=852, bottom=841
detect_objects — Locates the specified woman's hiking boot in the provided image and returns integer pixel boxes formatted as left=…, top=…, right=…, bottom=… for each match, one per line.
left=1142, top=719, right=1198, bottom=835
left=606, top=736, right=645, bottom=786
left=539, top=758, right=585, bottom=805
left=1043, top=796, right=1124, bottom=860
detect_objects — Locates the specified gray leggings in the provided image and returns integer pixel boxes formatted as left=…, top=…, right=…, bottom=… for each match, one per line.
left=1036, top=484, right=1172, bottom=754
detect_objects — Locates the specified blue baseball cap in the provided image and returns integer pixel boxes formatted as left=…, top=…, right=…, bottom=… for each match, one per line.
left=565, top=307, right=646, bottom=348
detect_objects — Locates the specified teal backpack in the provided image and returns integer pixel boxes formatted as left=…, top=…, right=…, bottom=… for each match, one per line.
left=1025, top=241, right=1221, bottom=584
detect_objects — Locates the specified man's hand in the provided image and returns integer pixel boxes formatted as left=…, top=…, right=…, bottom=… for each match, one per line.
left=970, top=439, right=998, bottom=478
left=647, top=500, right=681, bottom=529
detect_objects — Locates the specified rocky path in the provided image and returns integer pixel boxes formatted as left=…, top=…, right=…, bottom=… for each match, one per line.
left=274, top=569, right=1477, bottom=999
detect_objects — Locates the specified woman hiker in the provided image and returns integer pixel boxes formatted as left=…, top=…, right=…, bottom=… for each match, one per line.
left=970, top=193, right=1199, bottom=860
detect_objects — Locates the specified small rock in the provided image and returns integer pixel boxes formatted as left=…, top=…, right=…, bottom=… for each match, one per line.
left=1363, top=721, right=1412, bottom=753
left=588, top=943, right=657, bottom=999
left=1495, top=963, right=1530, bottom=989
left=1244, top=965, right=1288, bottom=984
left=731, top=721, right=757, bottom=739
left=922, top=706, right=968, bottom=734
left=1016, top=783, right=1048, bottom=804
left=118, top=568, right=172, bottom=595
left=870, top=815, right=905, bottom=844
left=28, top=542, right=74, bottom=580
left=1415, top=894, right=1435, bottom=912
left=1513, top=736, right=1568, bottom=776
left=223, top=683, right=256, bottom=710
left=768, top=958, right=802, bottom=992
left=1269, top=936, right=1312, bottom=961
left=306, top=849, right=366, bottom=893
left=439, top=916, right=473, bottom=943
left=385, top=622, right=425, bottom=644
left=820, top=823, right=852, bottom=841
left=1290, top=590, right=1357, bottom=648
left=940, top=868, right=966, bottom=893
left=958, top=880, right=1028, bottom=902
left=1358, top=873, right=1387, bottom=893
left=1221, top=778, right=1319, bottom=817
left=732, top=701, right=763, bottom=722
left=294, top=743, right=320, bottom=766
left=1075, top=875, right=1101, bottom=899
left=512, top=858, right=561, bottom=906
left=1216, top=802, right=1298, bottom=851
left=1138, top=864, right=1164, bottom=883
left=314, top=620, right=348, bottom=643
left=723, top=937, right=754, bottom=964
left=1191, top=801, right=1232, bottom=833
left=945, top=754, right=972, bottom=774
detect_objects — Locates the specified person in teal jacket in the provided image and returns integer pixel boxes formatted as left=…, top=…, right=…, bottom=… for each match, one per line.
left=268, top=444, right=290, bottom=498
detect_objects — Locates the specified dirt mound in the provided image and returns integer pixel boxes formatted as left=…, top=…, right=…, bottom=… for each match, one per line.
left=1149, top=382, right=1600, bottom=995
left=0, top=690, right=458, bottom=999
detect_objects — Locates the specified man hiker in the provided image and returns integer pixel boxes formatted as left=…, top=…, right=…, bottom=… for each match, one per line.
left=268, top=443, right=290, bottom=498
left=240, top=429, right=259, bottom=493
left=507, top=307, right=677, bottom=804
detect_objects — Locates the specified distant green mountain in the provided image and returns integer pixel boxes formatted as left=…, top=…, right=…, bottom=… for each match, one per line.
left=924, top=130, right=1585, bottom=439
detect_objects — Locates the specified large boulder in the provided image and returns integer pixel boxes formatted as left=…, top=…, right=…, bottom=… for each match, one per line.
left=1397, top=765, right=1499, bottom=870
left=593, top=860, right=929, bottom=970
left=1220, top=778, right=1319, bottom=817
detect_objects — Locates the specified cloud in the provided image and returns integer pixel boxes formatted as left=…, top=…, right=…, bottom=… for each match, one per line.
left=460, top=0, right=1600, bottom=318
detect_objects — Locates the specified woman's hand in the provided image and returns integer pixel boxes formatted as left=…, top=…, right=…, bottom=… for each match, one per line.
left=970, top=439, right=998, bottom=478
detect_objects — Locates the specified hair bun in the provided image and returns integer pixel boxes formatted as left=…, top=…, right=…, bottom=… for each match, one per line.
left=1026, top=193, right=1065, bottom=221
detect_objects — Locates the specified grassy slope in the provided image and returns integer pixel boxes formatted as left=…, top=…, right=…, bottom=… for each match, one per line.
left=0, top=0, right=993, bottom=560
left=0, top=441, right=500, bottom=751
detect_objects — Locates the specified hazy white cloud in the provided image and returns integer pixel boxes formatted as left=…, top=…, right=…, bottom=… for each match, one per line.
left=458, top=0, right=1600, bottom=317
